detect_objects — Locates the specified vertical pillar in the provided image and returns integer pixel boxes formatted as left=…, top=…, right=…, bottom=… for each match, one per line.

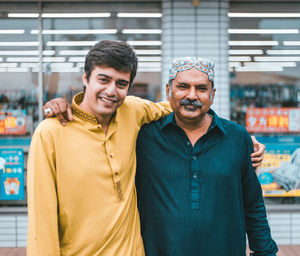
left=38, top=1, right=44, bottom=123
left=161, top=0, right=230, bottom=119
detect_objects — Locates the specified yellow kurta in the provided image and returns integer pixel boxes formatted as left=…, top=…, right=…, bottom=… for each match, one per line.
left=27, top=93, right=171, bottom=256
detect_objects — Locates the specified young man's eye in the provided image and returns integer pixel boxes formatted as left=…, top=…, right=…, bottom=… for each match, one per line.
left=118, top=82, right=128, bottom=88
left=99, top=78, right=108, bottom=83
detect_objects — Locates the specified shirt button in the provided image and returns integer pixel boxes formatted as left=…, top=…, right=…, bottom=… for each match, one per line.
left=110, top=153, right=115, bottom=158
left=186, top=141, right=190, bottom=145
left=193, top=174, right=197, bottom=178
left=193, top=155, right=196, bottom=160
left=114, top=172, right=119, bottom=175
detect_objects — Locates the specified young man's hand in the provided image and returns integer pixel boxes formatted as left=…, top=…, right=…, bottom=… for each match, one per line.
left=250, top=136, right=265, bottom=171
left=42, top=98, right=73, bottom=126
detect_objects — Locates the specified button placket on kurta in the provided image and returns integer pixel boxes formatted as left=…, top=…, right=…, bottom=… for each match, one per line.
left=105, top=119, right=123, bottom=201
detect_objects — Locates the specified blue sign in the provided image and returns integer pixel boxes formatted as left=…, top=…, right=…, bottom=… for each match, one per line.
left=0, top=148, right=24, bottom=200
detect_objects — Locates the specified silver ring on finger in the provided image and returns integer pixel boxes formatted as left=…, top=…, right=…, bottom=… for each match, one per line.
left=44, top=107, right=52, bottom=115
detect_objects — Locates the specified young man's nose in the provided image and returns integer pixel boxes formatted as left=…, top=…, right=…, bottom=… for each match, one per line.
left=105, top=82, right=117, bottom=96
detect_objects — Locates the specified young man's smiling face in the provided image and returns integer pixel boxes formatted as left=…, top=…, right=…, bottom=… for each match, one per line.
left=81, top=65, right=131, bottom=123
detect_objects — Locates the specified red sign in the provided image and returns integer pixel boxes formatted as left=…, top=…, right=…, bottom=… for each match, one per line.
left=0, top=110, right=26, bottom=135
left=246, top=108, right=300, bottom=133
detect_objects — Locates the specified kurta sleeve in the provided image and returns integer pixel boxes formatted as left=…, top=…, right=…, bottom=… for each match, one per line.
left=27, top=125, right=60, bottom=256
left=242, top=133, right=278, bottom=256
left=134, top=97, right=172, bottom=125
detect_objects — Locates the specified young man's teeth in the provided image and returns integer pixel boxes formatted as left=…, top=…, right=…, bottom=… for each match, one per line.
left=100, top=97, right=114, bottom=103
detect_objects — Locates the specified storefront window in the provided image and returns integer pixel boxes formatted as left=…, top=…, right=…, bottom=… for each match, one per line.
left=229, top=2, right=300, bottom=204
left=0, top=3, right=39, bottom=137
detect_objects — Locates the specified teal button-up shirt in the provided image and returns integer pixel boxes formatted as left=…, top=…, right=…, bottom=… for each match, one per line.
left=136, top=110, right=278, bottom=256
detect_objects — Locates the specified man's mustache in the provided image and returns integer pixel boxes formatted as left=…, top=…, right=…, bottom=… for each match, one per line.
left=180, top=99, right=202, bottom=108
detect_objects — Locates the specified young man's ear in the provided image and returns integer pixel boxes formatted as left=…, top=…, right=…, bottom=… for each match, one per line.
left=82, top=73, right=88, bottom=86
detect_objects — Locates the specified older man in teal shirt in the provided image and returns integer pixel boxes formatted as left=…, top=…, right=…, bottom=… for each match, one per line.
left=136, top=57, right=278, bottom=256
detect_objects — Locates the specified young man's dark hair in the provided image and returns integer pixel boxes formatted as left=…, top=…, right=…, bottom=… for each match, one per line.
left=84, top=40, right=138, bottom=86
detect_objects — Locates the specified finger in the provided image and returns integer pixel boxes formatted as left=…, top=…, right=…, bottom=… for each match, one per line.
left=50, top=103, right=67, bottom=126
left=251, top=150, right=264, bottom=157
left=251, top=156, right=263, bottom=163
left=252, top=163, right=260, bottom=168
left=66, top=104, right=74, bottom=121
left=42, top=104, right=54, bottom=118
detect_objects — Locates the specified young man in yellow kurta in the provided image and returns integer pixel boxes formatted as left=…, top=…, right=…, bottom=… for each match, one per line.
left=27, top=40, right=171, bottom=255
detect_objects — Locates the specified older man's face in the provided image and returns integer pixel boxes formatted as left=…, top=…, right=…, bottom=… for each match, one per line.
left=167, top=67, right=215, bottom=123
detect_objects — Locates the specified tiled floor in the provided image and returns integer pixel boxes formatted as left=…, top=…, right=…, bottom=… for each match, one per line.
left=1, top=246, right=300, bottom=255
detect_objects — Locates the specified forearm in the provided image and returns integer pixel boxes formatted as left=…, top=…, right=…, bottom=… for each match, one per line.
left=244, top=171, right=278, bottom=255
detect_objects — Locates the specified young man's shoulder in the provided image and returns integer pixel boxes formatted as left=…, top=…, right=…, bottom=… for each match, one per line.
left=33, top=117, right=63, bottom=137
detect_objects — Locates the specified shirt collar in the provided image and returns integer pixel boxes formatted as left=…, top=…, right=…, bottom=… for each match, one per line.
left=161, top=108, right=226, bottom=135
left=71, top=92, right=98, bottom=125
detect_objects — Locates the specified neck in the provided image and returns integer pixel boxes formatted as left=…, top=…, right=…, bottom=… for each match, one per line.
left=79, top=101, right=112, bottom=134
left=175, top=113, right=212, bottom=146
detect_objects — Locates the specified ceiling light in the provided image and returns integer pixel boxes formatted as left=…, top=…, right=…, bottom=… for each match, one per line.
left=267, top=50, right=300, bottom=55
left=47, top=41, right=97, bottom=46
left=31, top=29, right=117, bottom=34
left=43, top=50, right=55, bottom=56
left=8, top=13, right=39, bottom=18
left=122, top=29, right=162, bottom=34
left=117, top=13, right=162, bottom=18
left=7, top=57, right=38, bottom=62
left=127, top=41, right=162, bottom=46
left=235, top=66, right=283, bottom=72
left=134, top=50, right=162, bottom=55
left=138, top=57, right=161, bottom=61
left=244, top=62, right=296, bottom=67
left=138, top=68, right=162, bottom=72
left=229, top=62, right=241, bottom=67
left=0, top=50, right=54, bottom=56
left=50, top=63, right=74, bottom=68
left=69, top=57, right=85, bottom=62
left=229, top=50, right=263, bottom=55
left=0, top=63, right=18, bottom=68
left=59, top=50, right=89, bottom=55
left=228, top=13, right=300, bottom=18
left=50, top=68, right=81, bottom=72
left=76, top=63, right=85, bottom=68
left=42, top=13, right=111, bottom=18
left=43, top=57, right=66, bottom=62
left=228, top=29, right=299, bottom=34
left=0, top=51, right=38, bottom=55
left=283, top=41, right=300, bottom=46
left=229, top=41, right=278, bottom=46
left=254, top=56, right=300, bottom=61
left=0, top=30, right=25, bottom=34
left=0, top=42, right=39, bottom=46
left=0, top=67, right=29, bottom=72
left=138, top=62, right=161, bottom=68
left=20, top=63, right=38, bottom=68
left=0, top=58, right=2, bottom=62
left=229, top=56, right=252, bottom=61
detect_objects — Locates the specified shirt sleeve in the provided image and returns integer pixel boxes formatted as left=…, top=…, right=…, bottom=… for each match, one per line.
left=242, top=132, right=278, bottom=256
left=128, top=96, right=172, bottom=125
left=27, top=125, right=60, bottom=256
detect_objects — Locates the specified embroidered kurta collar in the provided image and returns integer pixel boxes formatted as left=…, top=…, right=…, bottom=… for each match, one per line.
left=71, top=92, right=98, bottom=125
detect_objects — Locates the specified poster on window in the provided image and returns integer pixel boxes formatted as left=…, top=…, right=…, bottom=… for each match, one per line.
left=0, top=110, right=26, bottom=135
left=246, top=108, right=300, bottom=133
left=255, top=136, right=300, bottom=197
left=0, top=148, right=24, bottom=200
